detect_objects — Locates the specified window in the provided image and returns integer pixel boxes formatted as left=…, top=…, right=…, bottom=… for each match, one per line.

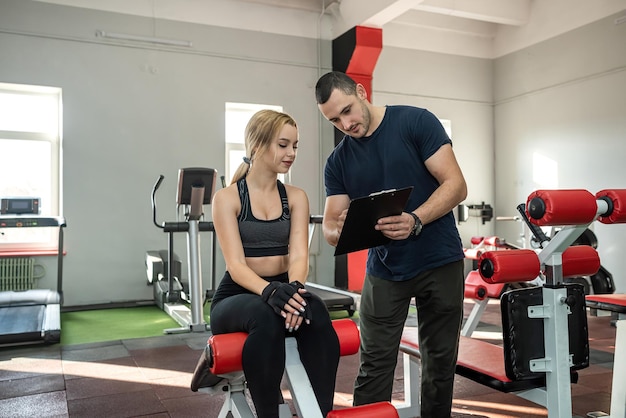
left=224, top=102, right=288, bottom=185
left=0, top=82, right=62, bottom=250
left=440, top=119, right=452, bottom=139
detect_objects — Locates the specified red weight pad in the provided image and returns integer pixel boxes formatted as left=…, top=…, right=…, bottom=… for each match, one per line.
left=327, top=402, right=399, bottom=418
left=209, top=318, right=359, bottom=375
left=483, top=236, right=501, bottom=246
left=470, top=236, right=484, bottom=245
left=586, top=294, right=626, bottom=313
left=526, top=189, right=597, bottom=226
left=209, top=332, right=247, bottom=375
left=465, top=269, right=504, bottom=299
left=478, top=250, right=540, bottom=284
left=332, top=318, right=360, bottom=356
left=596, top=189, right=626, bottom=224
left=465, top=281, right=487, bottom=300
left=463, top=248, right=483, bottom=260
left=561, top=245, right=601, bottom=278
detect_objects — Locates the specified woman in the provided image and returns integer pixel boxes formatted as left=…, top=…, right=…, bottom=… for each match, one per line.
left=209, top=109, right=340, bottom=417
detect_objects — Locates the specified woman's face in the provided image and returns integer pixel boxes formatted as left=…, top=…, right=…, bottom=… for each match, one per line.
left=261, top=123, right=298, bottom=175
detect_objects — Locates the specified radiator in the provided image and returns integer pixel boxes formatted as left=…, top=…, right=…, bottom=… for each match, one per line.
left=0, top=257, right=36, bottom=291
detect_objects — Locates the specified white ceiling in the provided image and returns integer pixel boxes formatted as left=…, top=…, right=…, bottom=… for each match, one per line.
left=35, top=0, right=626, bottom=58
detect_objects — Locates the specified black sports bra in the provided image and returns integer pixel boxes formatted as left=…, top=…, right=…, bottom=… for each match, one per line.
left=237, top=178, right=290, bottom=257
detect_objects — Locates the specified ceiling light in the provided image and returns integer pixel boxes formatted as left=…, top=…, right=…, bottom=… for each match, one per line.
left=95, top=30, right=192, bottom=47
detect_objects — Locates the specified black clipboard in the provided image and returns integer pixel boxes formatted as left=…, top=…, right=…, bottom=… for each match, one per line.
left=334, top=186, right=413, bottom=256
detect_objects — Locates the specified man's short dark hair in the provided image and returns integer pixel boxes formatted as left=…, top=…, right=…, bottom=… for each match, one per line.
left=315, top=71, right=357, bottom=104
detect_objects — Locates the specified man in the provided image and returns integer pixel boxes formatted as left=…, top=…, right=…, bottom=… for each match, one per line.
left=315, top=71, right=467, bottom=417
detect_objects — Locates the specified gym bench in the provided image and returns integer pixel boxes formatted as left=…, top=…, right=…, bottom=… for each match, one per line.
left=199, top=318, right=398, bottom=418
left=585, top=294, right=626, bottom=417
left=398, top=188, right=626, bottom=418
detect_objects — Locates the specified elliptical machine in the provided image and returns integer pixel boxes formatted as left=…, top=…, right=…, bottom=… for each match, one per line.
left=146, top=167, right=217, bottom=334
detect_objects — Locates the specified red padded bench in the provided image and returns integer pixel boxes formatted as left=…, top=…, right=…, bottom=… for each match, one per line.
left=400, top=330, right=545, bottom=394
left=586, top=294, right=626, bottom=315
left=204, top=319, right=399, bottom=418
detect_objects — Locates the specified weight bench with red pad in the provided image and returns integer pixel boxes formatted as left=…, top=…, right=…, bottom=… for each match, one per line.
left=397, top=188, right=626, bottom=417
left=196, top=318, right=398, bottom=418
left=586, top=293, right=626, bottom=320
left=584, top=294, right=626, bottom=417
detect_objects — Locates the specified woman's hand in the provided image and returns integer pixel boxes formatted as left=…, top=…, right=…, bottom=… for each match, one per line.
left=261, top=282, right=311, bottom=331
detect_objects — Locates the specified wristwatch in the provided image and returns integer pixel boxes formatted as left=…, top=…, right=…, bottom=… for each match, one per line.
left=408, top=212, right=422, bottom=236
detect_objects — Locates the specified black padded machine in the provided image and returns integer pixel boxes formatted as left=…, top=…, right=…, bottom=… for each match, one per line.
left=305, top=215, right=356, bottom=317
left=0, top=215, right=66, bottom=346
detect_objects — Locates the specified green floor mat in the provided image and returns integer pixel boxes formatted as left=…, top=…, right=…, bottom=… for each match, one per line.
left=60, top=303, right=355, bottom=346
left=60, top=305, right=204, bottom=346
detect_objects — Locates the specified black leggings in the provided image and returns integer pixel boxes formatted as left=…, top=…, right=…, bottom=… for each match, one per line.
left=210, top=283, right=341, bottom=418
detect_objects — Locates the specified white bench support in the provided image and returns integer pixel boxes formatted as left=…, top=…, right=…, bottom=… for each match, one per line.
left=205, top=337, right=322, bottom=418
left=395, top=341, right=421, bottom=418
left=283, top=337, right=325, bottom=418
left=609, top=320, right=625, bottom=417
left=461, top=297, right=489, bottom=337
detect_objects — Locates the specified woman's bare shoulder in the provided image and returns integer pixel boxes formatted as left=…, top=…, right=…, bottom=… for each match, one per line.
left=213, top=183, right=240, bottom=208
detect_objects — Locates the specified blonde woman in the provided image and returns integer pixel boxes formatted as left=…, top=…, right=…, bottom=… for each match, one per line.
left=209, top=109, right=340, bottom=417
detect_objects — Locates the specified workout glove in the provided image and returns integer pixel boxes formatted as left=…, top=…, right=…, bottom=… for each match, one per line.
left=261, top=281, right=311, bottom=321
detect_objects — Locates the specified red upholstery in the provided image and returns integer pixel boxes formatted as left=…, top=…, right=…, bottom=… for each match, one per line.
left=209, top=319, right=359, bottom=375
left=463, top=248, right=483, bottom=260
left=470, top=236, right=484, bottom=245
left=332, top=318, right=360, bottom=356
left=527, top=189, right=597, bottom=226
left=465, top=281, right=488, bottom=300
left=479, top=250, right=540, bottom=284
left=327, top=402, right=399, bottom=418
left=561, top=245, right=601, bottom=278
left=465, top=269, right=501, bottom=299
left=586, top=294, right=626, bottom=306
left=483, top=236, right=501, bottom=246
left=586, top=294, right=626, bottom=314
left=596, top=189, right=626, bottom=224
left=209, top=332, right=247, bottom=375
left=401, top=330, right=511, bottom=384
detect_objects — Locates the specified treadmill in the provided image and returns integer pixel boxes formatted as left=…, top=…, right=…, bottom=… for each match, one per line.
left=0, top=215, right=66, bottom=346
left=306, top=215, right=356, bottom=317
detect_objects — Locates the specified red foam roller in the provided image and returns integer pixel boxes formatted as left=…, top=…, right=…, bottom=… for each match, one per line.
left=527, top=189, right=597, bottom=226
left=464, top=282, right=487, bottom=300
left=479, top=250, right=540, bottom=284
left=561, top=245, right=600, bottom=278
left=596, top=189, right=626, bottom=224
left=463, top=248, right=483, bottom=260
left=333, top=318, right=360, bottom=356
left=209, top=319, right=360, bottom=374
left=327, top=402, right=399, bottom=418
left=483, top=236, right=500, bottom=246
left=465, top=269, right=505, bottom=298
left=209, top=332, right=247, bottom=375
left=470, top=236, right=484, bottom=245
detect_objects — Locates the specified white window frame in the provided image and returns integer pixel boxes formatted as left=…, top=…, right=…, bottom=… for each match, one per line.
left=0, top=82, right=63, bottom=250
left=224, top=102, right=285, bottom=185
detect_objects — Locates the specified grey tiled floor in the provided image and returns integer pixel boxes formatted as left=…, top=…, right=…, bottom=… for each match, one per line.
left=0, top=299, right=619, bottom=417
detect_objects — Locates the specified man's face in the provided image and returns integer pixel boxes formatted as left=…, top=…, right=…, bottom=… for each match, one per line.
left=318, top=86, right=371, bottom=138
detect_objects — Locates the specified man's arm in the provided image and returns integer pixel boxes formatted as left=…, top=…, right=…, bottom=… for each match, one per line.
left=375, top=143, right=467, bottom=240
left=417, top=143, right=467, bottom=224
left=322, top=194, right=350, bottom=247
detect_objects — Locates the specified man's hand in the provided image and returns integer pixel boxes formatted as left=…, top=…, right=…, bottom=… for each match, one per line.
left=375, top=212, right=416, bottom=240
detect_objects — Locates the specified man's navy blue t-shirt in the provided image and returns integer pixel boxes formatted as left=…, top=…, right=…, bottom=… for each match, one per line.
left=324, top=105, right=464, bottom=281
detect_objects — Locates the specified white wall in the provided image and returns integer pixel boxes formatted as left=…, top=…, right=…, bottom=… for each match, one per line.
left=372, top=47, right=496, bottom=245
left=494, top=11, right=626, bottom=291
left=0, top=0, right=332, bottom=306
left=2, top=0, right=625, bottom=305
